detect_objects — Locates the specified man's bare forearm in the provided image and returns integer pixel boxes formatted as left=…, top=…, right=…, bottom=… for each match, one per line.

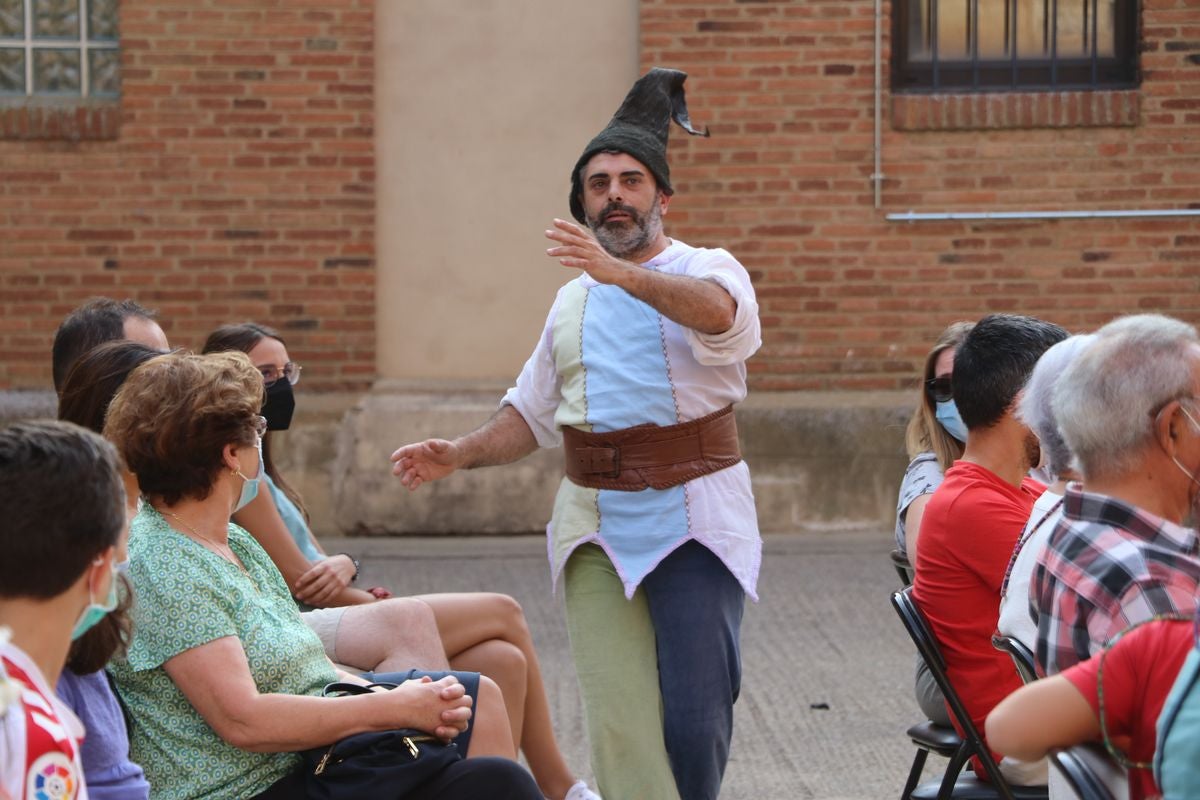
left=617, top=268, right=735, bottom=335
left=454, top=404, right=540, bottom=469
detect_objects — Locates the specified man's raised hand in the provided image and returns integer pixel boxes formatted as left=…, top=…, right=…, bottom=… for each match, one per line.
left=390, top=438, right=461, bottom=491
left=545, top=218, right=629, bottom=285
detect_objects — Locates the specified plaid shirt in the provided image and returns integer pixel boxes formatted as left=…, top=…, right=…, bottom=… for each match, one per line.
left=1032, top=485, right=1200, bottom=676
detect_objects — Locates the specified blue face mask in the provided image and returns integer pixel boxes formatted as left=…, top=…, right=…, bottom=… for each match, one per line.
left=935, top=400, right=969, bottom=444
left=233, top=440, right=264, bottom=513
left=71, top=556, right=121, bottom=641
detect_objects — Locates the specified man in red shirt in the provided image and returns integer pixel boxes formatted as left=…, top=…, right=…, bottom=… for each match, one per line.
left=987, top=616, right=1192, bottom=800
left=913, top=313, right=1067, bottom=784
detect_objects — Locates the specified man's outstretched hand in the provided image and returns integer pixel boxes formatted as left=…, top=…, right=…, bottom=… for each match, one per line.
left=390, top=439, right=461, bottom=491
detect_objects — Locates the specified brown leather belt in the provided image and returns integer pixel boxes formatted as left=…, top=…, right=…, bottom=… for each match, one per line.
left=562, top=405, right=742, bottom=491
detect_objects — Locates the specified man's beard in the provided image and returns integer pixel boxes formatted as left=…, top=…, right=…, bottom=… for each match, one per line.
left=586, top=200, right=662, bottom=259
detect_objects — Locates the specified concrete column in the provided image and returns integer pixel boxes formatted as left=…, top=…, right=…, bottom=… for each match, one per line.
left=340, top=0, right=639, bottom=534
left=374, top=0, right=640, bottom=383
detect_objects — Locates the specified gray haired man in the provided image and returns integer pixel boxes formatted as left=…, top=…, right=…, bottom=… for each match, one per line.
left=1033, top=313, right=1200, bottom=677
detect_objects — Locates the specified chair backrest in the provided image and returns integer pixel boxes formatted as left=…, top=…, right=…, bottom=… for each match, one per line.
left=991, top=634, right=1039, bottom=685
left=891, top=587, right=1017, bottom=800
left=891, top=548, right=914, bottom=587
left=1049, top=744, right=1120, bottom=800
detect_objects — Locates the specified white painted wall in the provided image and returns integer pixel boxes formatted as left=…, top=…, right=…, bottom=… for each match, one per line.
left=375, top=0, right=639, bottom=382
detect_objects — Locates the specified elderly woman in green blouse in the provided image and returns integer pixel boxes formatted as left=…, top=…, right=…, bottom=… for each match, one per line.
left=104, top=351, right=540, bottom=800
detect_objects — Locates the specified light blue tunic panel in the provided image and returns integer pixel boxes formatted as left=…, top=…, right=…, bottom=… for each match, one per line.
left=555, top=280, right=691, bottom=594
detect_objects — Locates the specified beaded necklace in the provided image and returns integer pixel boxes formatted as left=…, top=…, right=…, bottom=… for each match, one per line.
left=1096, top=613, right=1193, bottom=771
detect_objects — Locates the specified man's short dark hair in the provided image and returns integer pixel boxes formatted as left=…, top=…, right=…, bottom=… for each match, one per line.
left=52, top=297, right=157, bottom=393
left=953, top=314, right=1069, bottom=431
left=0, top=420, right=125, bottom=599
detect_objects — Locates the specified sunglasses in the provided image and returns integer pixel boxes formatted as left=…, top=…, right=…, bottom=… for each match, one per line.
left=925, top=376, right=954, bottom=403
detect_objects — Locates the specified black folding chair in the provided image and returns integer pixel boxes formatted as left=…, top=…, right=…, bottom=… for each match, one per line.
left=891, top=548, right=915, bottom=587
left=901, top=719, right=965, bottom=800
left=991, top=635, right=1039, bottom=685
left=1048, top=744, right=1122, bottom=800
left=892, top=587, right=1048, bottom=800
left=891, top=555, right=963, bottom=798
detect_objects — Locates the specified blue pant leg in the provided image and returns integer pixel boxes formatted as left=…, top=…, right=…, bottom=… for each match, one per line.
left=641, top=540, right=746, bottom=800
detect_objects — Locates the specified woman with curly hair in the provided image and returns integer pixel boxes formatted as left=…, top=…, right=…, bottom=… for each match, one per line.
left=202, top=324, right=599, bottom=800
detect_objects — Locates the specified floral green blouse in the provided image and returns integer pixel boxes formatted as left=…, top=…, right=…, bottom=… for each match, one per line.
left=110, top=504, right=337, bottom=800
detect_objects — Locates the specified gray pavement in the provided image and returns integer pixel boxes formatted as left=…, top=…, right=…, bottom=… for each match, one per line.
left=328, top=529, right=932, bottom=799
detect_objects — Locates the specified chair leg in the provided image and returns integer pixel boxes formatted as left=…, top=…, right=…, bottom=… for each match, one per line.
left=901, top=748, right=928, bottom=800
left=936, top=743, right=973, bottom=800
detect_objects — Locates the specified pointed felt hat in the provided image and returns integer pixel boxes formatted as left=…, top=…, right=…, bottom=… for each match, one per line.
left=569, top=67, right=709, bottom=223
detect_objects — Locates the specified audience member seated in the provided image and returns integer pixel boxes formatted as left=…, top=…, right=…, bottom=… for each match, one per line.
left=914, top=313, right=1067, bottom=784
left=0, top=420, right=129, bottom=800
left=1033, top=314, right=1200, bottom=677
left=104, top=350, right=540, bottom=800
left=58, top=340, right=163, bottom=516
left=51, top=297, right=168, bottom=395
left=56, top=341, right=162, bottom=799
left=896, top=320, right=973, bottom=562
left=49, top=297, right=458, bottom=681
left=987, top=614, right=1193, bottom=800
left=996, top=334, right=1094, bottom=654
left=896, top=320, right=972, bottom=728
left=202, top=322, right=600, bottom=800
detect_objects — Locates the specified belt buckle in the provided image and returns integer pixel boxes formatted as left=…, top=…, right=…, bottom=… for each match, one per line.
left=581, top=445, right=620, bottom=478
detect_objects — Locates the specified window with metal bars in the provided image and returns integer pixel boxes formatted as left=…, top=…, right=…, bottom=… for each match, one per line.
left=0, top=0, right=119, bottom=100
left=892, top=0, right=1138, bottom=93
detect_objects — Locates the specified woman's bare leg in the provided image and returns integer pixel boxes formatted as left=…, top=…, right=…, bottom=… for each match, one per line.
left=334, top=598, right=451, bottom=673
left=465, top=675, right=518, bottom=759
left=418, top=592, right=578, bottom=800
left=450, top=639, right=528, bottom=746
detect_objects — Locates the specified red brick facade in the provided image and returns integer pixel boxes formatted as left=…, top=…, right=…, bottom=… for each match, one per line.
left=644, top=0, right=1200, bottom=391
left=0, top=0, right=375, bottom=391
left=3, top=1, right=1199, bottom=394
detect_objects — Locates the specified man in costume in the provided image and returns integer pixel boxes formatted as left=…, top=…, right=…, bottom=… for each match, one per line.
left=392, top=68, right=762, bottom=800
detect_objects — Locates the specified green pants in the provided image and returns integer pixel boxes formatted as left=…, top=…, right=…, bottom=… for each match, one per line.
left=564, top=544, right=681, bottom=800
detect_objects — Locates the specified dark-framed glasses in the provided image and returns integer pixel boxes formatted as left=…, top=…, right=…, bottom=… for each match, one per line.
left=260, top=362, right=302, bottom=388
left=925, top=376, right=954, bottom=404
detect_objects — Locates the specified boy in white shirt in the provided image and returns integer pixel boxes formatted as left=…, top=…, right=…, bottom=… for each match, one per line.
left=0, top=420, right=127, bottom=800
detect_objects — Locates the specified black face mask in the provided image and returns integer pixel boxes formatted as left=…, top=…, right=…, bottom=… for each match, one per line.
left=262, top=379, right=295, bottom=431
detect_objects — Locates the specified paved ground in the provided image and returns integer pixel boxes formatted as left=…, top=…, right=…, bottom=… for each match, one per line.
left=328, top=529, right=933, bottom=799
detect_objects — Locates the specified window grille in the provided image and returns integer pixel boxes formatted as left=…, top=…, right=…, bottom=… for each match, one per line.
left=892, top=0, right=1138, bottom=92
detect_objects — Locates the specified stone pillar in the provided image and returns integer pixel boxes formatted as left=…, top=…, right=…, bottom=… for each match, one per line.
left=338, top=0, right=640, bottom=533
left=375, top=0, right=640, bottom=384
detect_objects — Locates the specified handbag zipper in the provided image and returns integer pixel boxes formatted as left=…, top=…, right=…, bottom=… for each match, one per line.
left=402, top=734, right=438, bottom=759
left=313, top=734, right=441, bottom=776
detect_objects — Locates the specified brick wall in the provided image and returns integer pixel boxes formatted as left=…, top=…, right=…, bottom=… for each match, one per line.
left=0, top=0, right=375, bottom=391
left=642, top=0, right=1200, bottom=391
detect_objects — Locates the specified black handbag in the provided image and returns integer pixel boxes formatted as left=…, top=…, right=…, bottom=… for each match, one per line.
left=300, top=682, right=463, bottom=799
